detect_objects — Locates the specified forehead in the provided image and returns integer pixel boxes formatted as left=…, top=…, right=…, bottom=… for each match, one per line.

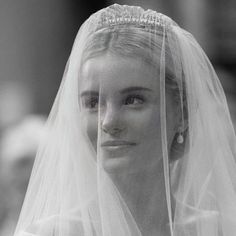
left=80, top=53, right=159, bottom=93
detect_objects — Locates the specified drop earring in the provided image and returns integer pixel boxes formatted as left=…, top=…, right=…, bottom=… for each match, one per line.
left=177, top=132, right=184, bottom=144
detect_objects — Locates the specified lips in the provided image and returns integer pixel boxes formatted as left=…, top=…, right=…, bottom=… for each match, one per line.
left=101, top=140, right=136, bottom=147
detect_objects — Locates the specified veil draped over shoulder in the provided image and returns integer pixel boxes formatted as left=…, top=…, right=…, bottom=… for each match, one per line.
left=14, top=4, right=236, bottom=236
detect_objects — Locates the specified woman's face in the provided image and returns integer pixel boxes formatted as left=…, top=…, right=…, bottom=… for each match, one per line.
left=80, top=53, right=178, bottom=174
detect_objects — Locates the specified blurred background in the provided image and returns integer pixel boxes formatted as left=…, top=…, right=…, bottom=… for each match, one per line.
left=0, top=0, right=235, bottom=235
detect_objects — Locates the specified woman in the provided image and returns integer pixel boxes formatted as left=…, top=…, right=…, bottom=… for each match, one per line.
left=14, top=4, right=236, bottom=236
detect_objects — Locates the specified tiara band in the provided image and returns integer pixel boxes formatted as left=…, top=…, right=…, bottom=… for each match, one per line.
left=98, top=15, right=166, bottom=29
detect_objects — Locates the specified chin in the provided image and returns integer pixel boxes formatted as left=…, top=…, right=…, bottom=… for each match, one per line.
left=101, top=154, right=133, bottom=174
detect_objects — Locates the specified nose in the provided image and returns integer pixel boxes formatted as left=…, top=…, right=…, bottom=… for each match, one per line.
left=101, top=105, right=125, bottom=136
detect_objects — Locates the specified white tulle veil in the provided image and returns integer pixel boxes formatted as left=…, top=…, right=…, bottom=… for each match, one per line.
left=14, top=4, right=236, bottom=236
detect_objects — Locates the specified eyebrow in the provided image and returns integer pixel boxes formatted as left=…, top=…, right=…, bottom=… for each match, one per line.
left=80, top=86, right=153, bottom=97
left=80, top=91, right=99, bottom=97
left=120, top=86, right=153, bottom=94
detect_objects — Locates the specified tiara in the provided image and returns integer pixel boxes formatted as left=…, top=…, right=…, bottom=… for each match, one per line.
left=92, top=4, right=174, bottom=31
left=99, top=12, right=165, bottom=28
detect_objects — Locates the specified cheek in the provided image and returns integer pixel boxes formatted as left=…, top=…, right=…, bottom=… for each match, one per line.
left=126, top=106, right=161, bottom=141
left=126, top=103, right=176, bottom=150
left=82, top=114, right=98, bottom=150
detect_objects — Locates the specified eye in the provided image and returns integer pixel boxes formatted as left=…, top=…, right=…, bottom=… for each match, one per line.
left=83, top=96, right=99, bottom=111
left=124, top=94, right=145, bottom=106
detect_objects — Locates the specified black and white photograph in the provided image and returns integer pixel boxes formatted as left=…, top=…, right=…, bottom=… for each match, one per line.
left=0, top=1, right=236, bottom=235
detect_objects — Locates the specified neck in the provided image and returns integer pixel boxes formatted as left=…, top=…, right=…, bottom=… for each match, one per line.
left=110, top=161, right=171, bottom=236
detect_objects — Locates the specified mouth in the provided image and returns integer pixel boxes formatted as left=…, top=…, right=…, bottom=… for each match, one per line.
left=101, top=140, right=137, bottom=150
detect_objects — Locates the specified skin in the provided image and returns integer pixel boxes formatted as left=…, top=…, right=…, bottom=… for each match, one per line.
left=79, top=53, right=181, bottom=235
left=79, top=53, right=179, bottom=174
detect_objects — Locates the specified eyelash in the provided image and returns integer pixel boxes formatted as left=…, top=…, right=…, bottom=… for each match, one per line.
left=83, top=94, right=145, bottom=110
left=84, top=97, right=99, bottom=110
left=123, top=94, right=145, bottom=106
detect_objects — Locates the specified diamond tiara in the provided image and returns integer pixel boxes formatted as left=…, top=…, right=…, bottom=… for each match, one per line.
left=99, top=14, right=165, bottom=28
left=93, top=4, right=174, bottom=31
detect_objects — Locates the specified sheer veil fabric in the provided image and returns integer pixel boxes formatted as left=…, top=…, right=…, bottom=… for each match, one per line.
left=14, top=4, right=236, bottom=236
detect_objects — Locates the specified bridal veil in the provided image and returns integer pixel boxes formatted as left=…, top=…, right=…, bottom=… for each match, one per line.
left=14, top=4, right=236, bottom=236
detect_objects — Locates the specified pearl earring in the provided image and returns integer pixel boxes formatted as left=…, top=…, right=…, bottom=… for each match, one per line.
left=177, top=133, right=184, bottom=144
